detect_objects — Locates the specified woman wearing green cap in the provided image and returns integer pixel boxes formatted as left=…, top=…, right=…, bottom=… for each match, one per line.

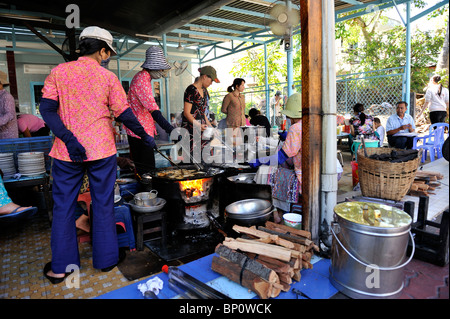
left=249, top=93, right=303, bottom=223
left=181, top=66, right=219, bottom=156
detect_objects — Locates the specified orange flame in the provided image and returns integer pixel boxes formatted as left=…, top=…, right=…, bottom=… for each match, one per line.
left=179, top=179, right=204, bottom=197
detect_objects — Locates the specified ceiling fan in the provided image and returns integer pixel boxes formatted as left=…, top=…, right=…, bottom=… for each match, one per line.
left=176, top=33, right=184, bottom=51
left=264, top=0, right=300, bottom=51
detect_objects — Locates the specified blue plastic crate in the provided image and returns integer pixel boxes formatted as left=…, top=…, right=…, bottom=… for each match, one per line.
left=0, top=136, right=53, bottom=172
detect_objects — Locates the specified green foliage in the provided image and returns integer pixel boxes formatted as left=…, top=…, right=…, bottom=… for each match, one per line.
left=336, top=2, right=448, bottom=93
left=229, top=34, right=302, bottom=87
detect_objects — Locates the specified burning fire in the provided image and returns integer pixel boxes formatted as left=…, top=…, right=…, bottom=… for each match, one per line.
left=179, top=179, right=205, bottom=198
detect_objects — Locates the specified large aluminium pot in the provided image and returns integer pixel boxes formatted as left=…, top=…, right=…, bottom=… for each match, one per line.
left=330, top=201, right=415, bottom=299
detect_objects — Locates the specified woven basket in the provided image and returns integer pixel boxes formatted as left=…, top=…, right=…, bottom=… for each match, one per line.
left=357, top=148, right=422, bottom=201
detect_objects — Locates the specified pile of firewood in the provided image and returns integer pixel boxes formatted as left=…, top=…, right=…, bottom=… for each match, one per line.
left=211, top=221, right=319, bottom=299
left=408, top=170, right=444, bottom=197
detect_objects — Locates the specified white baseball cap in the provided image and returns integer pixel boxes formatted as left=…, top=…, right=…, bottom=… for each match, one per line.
left=79, top=26, right=117, bottom=56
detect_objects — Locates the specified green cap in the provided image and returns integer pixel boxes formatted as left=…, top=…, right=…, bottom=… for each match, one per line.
left=281, top=93, right=302, bottom=118
left=199, top=66, right=220, bottom=83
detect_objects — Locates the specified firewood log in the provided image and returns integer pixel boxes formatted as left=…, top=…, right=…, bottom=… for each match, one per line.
left=265, top=221, right=312, bottom=239
left=222, top=238, right=292, bottom=262
left=232, top=225, right=295, bottom=249
left=211, top=256, right=280, bottom=299
left=258, top=226, right=313, bottom=246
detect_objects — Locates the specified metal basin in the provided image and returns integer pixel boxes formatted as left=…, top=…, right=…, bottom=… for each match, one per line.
left=127, top=197, right=166, bottom=213
left=225, top=199, right=272, bottom=219
left=227, top=209, right=274, bottom=226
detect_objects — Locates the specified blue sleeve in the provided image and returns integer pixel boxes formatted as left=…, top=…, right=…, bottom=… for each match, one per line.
left=39, top=98, right=72, bottom=143
left=151, top=110, right=174, bottom=134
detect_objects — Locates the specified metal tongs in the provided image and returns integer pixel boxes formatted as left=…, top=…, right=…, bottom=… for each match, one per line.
left=178, top=144, right=204, bottom=171
left=163, top=265, right=229, bottom=299
left=153, top=147, right=183, bottom=170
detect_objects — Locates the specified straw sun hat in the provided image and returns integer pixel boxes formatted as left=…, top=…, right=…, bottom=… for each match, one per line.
left=281, top=92, right=302, bottom=119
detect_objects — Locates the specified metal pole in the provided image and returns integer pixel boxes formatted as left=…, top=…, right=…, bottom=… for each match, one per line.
left=286, top=0, right=294, bottom=98
left=264, top=43, right=270, bottom=119
left=405, top=0, right=411, bottom=110
left=286, top=46, right=294, bottom=97
left=320, top=0, right=338, bottom=249
left=162, top=34, right=170, bottom=119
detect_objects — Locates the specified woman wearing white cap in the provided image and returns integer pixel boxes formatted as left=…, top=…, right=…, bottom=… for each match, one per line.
left=123, top=46, right=174, bottom=176
left=39, top=26, right=157, bottom=283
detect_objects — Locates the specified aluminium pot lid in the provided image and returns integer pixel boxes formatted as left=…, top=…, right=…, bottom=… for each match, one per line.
left=334, top=201, right=411, bottom=228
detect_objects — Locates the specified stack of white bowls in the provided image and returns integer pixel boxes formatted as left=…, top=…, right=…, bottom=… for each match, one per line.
left=18, top=152, right=46, bottom=176
left=0, top=153, right=16, bottom=177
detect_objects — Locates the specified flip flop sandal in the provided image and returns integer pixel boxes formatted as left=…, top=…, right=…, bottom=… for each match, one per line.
left=0, top=206, right=38, bottom=222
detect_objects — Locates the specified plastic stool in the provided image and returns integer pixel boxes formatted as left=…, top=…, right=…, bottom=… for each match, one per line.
left=114, top=205, right=136, bottom=250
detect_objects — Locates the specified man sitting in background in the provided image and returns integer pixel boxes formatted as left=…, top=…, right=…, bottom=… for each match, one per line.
left=386, top=101, right=416, bottom=149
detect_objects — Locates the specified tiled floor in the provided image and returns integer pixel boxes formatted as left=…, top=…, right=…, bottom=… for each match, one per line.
left=0, top=213, right=137, bottom=299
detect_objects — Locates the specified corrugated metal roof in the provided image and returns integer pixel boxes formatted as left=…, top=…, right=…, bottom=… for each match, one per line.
left=0, top=0, right=383, bottom=50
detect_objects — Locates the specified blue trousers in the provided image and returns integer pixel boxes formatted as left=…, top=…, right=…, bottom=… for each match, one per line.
left=50, top=155, right=118, bottom=273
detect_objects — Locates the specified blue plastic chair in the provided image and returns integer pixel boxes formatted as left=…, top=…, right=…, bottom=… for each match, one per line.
left=413, top=126, right=445, bottom=163
left=429, top=123, right=449, bottom=150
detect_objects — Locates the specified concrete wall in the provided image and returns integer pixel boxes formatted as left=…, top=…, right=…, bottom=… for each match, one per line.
left=0, top=48, right=195, bottom=118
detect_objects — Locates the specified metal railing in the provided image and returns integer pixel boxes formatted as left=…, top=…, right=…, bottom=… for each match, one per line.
left=209, top=67, right=405, bottom=126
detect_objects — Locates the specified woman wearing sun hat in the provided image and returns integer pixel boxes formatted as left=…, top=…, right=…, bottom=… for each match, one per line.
left=39, top=26, right=158, bottom=283
left=123, top=46, right=174, bottom=176
left=249, top=93, right=303, bottom=223
left=181, top=66, right=219, bottom=158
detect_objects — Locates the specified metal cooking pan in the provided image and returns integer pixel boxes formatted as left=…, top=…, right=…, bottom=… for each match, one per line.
left=225, top=199, right=273, bottom=219
left=149, top=165, right=224, bottom=182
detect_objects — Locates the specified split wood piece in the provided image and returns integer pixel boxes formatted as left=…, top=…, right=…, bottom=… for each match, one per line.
left=415, top=171, right=443, bottom=180
left=222, top=237, right=292, bottom=262
left=215, top=244, right=279, bottom=284
left=428, top=182, right=441, bottom=188
left=211, top=256, right=280, bottom=299
left=407, top=190, right=429, bottom=197
left=245, top=253, right=294, bottom=284
left=265, top=221, right=312, bottom=239
left=262, top=224, right=319, bottom=252
left=302, top=260, right=313, bottom=269
left=289, top=256, right=301, bottom=270
left=258, top=226, right=312, bottom=247
left=234, top=237, right=303, bottom=259
left=412, top=182, right=429, bottom=191
left=303, top=251, right=313, bottom=262
left=245, top=252, right=292, bottom=274
left=233, top=225, right=296, bottom=249
left=292, top=269, right=301, bottom=282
